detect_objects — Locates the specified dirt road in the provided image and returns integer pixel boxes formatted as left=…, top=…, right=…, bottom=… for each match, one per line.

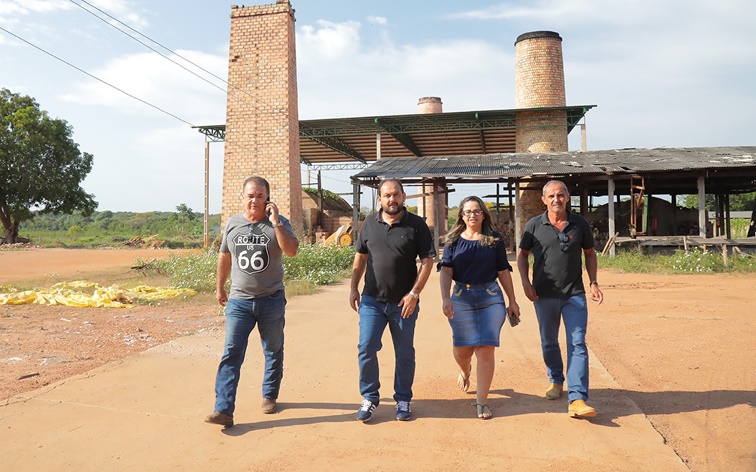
left=1, top=249, right=754, bottom=471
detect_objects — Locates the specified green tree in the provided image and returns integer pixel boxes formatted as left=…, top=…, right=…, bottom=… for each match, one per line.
left=678, top=192, right=755, bottom=211
left=175, top=203, right=196, bottom=221
left=0, top=88, right=96, bottom=243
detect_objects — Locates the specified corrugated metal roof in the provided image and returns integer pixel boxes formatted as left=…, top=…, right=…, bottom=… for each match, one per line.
left=352, top=146, right=756, bottom=194
left=196, top=105, right=594, bottom=164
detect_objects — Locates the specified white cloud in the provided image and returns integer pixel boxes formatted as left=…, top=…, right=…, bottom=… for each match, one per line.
left=60, top=49, right=227, bottom=124
left=366, top=15, right=388, bottom=25
left=0, top=0, right=71, bottom=16
left=297, top=19, right=515, bottom=118
left=81, top=122, right=224, bottom=212
left=447, top=0, right=588, bottom=20
left=299, top=20, right=361, bottom=59
left=81, top=0, right=149, bottom=29
left=0, top=3, right=25, bottom=19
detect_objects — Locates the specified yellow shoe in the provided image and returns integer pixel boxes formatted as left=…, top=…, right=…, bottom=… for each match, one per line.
left=568, top=399, right=597, bottom=418
left=544, top=383, right=563, bottom=400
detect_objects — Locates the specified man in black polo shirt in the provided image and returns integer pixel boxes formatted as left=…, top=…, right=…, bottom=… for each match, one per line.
left=517, top=180, right=604, bottom=418
left=349, top=179, right=435, bottom=422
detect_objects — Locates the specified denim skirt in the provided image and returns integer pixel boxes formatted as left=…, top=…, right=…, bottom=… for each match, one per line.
left=449, top=281, right=507, bottom=347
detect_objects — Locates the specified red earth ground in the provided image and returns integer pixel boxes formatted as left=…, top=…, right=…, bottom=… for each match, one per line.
left=1, top=248, right=754, bottom=471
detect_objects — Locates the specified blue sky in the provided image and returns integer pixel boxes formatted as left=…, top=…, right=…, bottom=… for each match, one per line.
left=1, top=0, right=754, bottom=213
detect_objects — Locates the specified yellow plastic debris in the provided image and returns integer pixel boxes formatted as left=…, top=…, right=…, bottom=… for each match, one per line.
left=0, top=281, right=196, bottom=308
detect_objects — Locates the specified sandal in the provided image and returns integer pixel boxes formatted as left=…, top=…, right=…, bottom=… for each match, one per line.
left=457, top=368, right=471, bottom=392
left=475, top=403, right=492, bottom=420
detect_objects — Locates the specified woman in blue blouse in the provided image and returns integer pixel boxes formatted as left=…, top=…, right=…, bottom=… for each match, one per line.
left=439, top=196, right=520, bottom=419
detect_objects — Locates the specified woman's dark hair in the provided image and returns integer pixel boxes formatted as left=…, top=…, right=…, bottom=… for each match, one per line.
left=446, top=196, right=499, bottom=247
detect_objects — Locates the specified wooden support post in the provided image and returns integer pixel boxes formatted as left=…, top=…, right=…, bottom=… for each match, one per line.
left=433, top=180, right=440, bottom=262
left=608, top=178, right=616, bottom=257
left=203, top=140, right=210, bottom=248
left=697, top=175, right=706, bottom=237
left=317, top=170, right=323, bottom=229
left=722, top=244, right=728, bottom=268
left=515, top=181, right=522, bottom=245
left=351, top=181, right=361, bottom=247
left=601, top=232, right=618, bottom=256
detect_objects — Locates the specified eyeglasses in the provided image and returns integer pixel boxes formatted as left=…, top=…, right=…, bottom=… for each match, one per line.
left=462, top=210, right=484, bottom=217
left=558, top=232, right=569, bottom=252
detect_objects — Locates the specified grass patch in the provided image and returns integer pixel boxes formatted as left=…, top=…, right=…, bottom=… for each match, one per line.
left=282, top=244, right=355, bottom=285
left=134, top=251, right=218, bottom=292
left=599, top=247, right=756, bottom=274
left=136, top=244, right=355, bottom=296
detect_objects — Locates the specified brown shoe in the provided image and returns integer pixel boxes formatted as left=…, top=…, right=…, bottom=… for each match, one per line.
left=261, top=398, right=277, bottom=414
left=545, top=383, right=563, bottom=400
left=568, top=399, right=597, bottom=418
left=205, top=411, right=233, bottom=427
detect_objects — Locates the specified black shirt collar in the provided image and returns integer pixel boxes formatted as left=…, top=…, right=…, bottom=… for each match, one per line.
left=539, top=210, right=576, bottom=226
left=374, top=207, right=408, bottom=226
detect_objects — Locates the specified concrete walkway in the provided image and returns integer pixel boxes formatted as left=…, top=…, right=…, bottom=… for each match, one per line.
left=1, top=271, right=686, bottom=471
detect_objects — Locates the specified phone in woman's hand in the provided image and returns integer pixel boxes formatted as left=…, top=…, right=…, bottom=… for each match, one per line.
left=508, top=309, right=520, bottom=327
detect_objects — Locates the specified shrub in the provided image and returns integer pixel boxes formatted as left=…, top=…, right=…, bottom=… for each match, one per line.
left=283, top=244, right=355, bottom=285
left=136, top=252, right=217, bottom=292
left=136, top=244, right=355, bottom=293
left=670, top=247, right=723, bottom=273
left=599, top=247, right=756, bottom=274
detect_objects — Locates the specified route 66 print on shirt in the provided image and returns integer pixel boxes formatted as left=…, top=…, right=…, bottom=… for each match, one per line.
left=232, top=225, right=270, bottom=275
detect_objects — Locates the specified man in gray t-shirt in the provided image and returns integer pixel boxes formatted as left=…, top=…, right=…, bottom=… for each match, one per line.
left=517, top=180, right=604, bottom=419
left=205, top=176, right=299, bottom=428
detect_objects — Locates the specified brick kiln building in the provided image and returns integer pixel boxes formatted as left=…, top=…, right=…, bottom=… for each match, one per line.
left=198, top=1, right=756, bottom=255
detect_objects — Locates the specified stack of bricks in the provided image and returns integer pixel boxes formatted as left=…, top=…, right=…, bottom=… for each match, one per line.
left=514, top=31, right=568, bottom=228
left=221, top=0, right=303, bottom=232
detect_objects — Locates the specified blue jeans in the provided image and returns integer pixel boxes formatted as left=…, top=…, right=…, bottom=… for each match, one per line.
left=533, top=295, right=589, bottom=402
left=213, top=292, right=286, bottom=416
left=358, top=295, right=418, bottom=404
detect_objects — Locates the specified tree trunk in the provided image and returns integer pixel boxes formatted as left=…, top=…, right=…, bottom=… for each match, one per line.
left=2, top=220, right=19, bottom=244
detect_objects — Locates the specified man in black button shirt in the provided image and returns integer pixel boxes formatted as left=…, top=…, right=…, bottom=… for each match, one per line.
left=517, top=180, right=604, bottom=418
left=349, top=179, right=435, bottom=422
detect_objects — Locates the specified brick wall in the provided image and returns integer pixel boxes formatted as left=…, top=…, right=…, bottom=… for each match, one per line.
left=221, top=1, right=303, bottom=232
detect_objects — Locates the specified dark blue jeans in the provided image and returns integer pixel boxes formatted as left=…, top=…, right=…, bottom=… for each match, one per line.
left=213, top=292, right=286, bottom=416
left=357, top=295, right=418, bottom=404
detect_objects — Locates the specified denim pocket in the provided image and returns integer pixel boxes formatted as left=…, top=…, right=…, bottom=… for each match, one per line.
left=485, top=283, right=500, bottom=296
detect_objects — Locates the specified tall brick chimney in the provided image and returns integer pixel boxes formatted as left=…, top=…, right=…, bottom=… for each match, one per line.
left=416, top=97, right=447, bottom=238
left=417, top=96, right=443, bottom=114
left=221, top=1, right=303, bottom=231
left=514, top=31, right=569, bottom=228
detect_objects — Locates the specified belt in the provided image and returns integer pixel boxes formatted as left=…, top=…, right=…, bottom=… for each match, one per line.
left=456, top=281, right=492, bottom=289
